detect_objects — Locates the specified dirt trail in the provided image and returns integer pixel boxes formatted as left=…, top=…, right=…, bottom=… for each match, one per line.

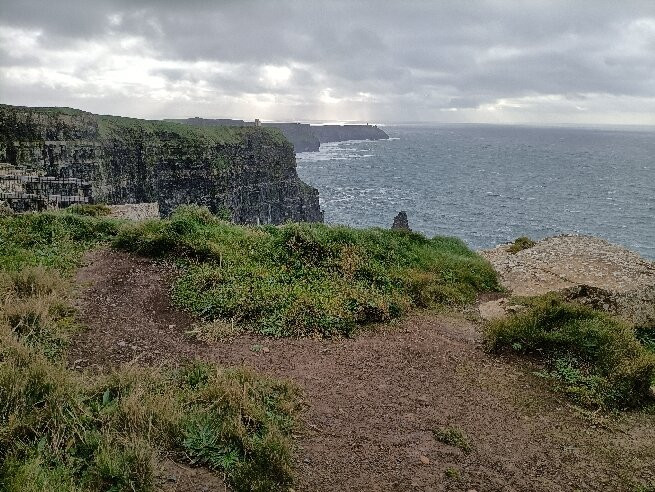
left=70, top=249, right=655, bottom=492
left=69, top=249, right=205, bottom=370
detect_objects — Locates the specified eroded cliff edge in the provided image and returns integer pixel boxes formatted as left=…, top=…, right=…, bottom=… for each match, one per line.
left=0, top=105, right=323, bottom=223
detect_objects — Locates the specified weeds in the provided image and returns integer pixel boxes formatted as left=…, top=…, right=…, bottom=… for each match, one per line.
left=0, top=212, right=119, bottom=273
left=485, top=295, right=655, bottom=409
left=508, top=236, right=536, bottom=253
left=433, top=426, right=472, bottom=454
left=66, top=204, right=112, bottom=217
left=114, top=205, right=499, bottom=338
left=0, top=335, right=301, bottom=491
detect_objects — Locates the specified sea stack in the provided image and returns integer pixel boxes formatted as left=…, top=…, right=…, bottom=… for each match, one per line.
left=391, top=211, right=411, bottom=231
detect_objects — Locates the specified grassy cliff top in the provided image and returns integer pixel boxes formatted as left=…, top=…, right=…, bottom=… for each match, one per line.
left=0, top=104, right=289, bottom=147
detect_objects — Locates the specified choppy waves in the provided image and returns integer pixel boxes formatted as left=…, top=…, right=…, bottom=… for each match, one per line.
left=296, top=125, right=655, bottom=259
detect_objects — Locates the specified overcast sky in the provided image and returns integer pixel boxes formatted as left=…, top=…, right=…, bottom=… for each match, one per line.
left=1, top=0, right=654, bottom=124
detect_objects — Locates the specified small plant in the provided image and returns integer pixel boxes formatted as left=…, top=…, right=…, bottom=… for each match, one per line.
left=508, top=236, right=536, bottom=253
left=67, top=203, right=112, bottom=217
left=444, top=467, right=461, bottom=479
left=635, top=326, right=655, bottom=353
left=433, top=426, right=472, bottom=454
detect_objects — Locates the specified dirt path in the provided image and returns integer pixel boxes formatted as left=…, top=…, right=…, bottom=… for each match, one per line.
left=70, top=249, right=655, bottom=491
left=69, top=249, right=205, bottom=370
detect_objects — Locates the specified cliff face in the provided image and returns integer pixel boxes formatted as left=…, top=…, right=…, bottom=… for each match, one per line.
left=0, top=105, right=323, bottom=223
left=311, top=124, right=389, bottom=143
left=263, top=123, right=320, bottom=152
left=170, top=118, right=389, bottom=153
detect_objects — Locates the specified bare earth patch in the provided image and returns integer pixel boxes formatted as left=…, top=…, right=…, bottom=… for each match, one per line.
left=70, top=249, right=655, bottom=491
left=69, top=249, right=205, bottom=370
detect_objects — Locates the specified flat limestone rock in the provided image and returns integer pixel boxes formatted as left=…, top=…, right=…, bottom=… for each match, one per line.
left=480, top=235, right=655, bottom=327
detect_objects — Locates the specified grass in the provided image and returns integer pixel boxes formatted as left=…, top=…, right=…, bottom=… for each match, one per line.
left=485, top=295, right=655, bottom=409
left=0, top=338, right=301, bottom=491
left=508, top=236, right=536, bottom=253
left=433, top=426, right=473, bottom=454
left=444, top=467, right=461, bottom=479
left=0, top=210, right=303, bottom=491
left=113, top=205, right=499, bottom=338
left=0, top=212, right=119, bottom=273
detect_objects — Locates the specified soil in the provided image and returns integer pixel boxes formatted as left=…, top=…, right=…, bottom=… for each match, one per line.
left=69, top=249, right=655, bottom=492
left=69, top=249, right=204, bottom=370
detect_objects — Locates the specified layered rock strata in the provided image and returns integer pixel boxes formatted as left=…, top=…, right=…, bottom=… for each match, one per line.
left=0, top=105, right=323, bottom=223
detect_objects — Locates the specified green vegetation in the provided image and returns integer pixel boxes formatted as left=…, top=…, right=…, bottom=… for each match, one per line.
left=0, top=211, right=302, bottom=491
left=0, top=212, right=119, bottom=273
left=66, top=204, right=112, bottom=217
left=0, top=337, right=300, bottom=491
left=96, top=114, right=280, bottom=147
left=485, top=295, right=655, bottom=409
left=444, top=467, right=461, bottom=480
left=433, top=426, right=473, bottom=454
left=113, top=205, right=499, bottom=338
left=508, top=236, right=536, bottom=253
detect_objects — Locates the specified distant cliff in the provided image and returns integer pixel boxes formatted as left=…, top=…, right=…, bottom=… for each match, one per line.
left=311, top=124, right=389, bottom=144
left=264, top=123, right=320, bottom=152
left=170, top=118, right=388, bottom=153
left=0, top=105, right=323, bottom=223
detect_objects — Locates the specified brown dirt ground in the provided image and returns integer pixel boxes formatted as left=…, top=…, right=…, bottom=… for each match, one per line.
left=69, top=249, right=655, bottom=492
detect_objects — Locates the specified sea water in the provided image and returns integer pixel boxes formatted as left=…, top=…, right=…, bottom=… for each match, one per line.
left=296, top=124, right=655, bottom=259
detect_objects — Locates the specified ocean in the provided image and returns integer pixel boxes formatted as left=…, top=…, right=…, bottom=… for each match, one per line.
left=296, top=124, right=655, bottom=260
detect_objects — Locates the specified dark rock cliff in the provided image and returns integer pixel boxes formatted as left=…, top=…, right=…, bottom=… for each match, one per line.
left=0, top=105, right=323, bottom=223
left=170, top=118, right=388, bottom=153
left=311, top=124, right=389, bottom=143
left=263, top=123, right=320, bottom=152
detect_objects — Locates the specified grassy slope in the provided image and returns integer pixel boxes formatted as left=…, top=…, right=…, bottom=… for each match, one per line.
left=113, top=206, right=500, bottom=338
left=0, top=210, right=301, bottom=492
left=3, top=207, right=652, bottom=490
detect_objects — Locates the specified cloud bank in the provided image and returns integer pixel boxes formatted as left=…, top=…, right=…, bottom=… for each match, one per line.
left=1, top=0, right=654, bottom=124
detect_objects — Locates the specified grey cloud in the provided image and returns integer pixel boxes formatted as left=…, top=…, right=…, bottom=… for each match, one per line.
left=0, top=0, right=654, bottom=122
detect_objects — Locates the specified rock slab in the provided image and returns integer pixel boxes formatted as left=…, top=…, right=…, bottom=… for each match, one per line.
left=481, top=235, right=655, bottom=327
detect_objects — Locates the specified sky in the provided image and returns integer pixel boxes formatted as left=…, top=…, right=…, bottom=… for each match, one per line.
left=1, top=0, right=654, bottom=124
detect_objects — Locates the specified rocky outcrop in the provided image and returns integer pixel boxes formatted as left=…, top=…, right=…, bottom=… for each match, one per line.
left=391, top=211, right=410, bottom=231
left=0, top=105, right=323, bottom=224
left=480, top=235, right=655, bottom=328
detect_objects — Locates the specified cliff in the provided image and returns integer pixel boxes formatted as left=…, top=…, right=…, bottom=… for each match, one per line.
left=263, top=123, right=320, bottom=152
left=0, top=105, right=323, bottom=223
left=169, top=118, right=388, bottom=152
left=311, top=124, right=389, bottom=143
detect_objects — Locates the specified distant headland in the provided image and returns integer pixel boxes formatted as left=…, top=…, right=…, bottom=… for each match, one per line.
left=167, top=117, right=390, bottom=152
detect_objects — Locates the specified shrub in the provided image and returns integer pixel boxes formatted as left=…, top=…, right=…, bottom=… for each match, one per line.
left=114, top=209, right=499, bottom=338
left=485, top=295, right=655, bottom=408
left=66, top=204, right=112, bottom=217
left=508, top=236, right=536, bottom=253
